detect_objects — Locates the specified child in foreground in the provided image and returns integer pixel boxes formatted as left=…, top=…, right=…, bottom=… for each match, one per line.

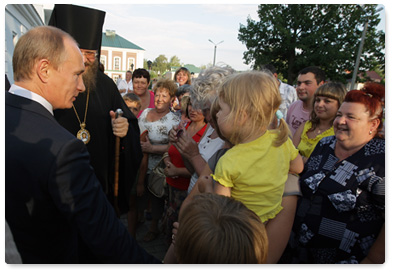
left=171, top=193, right=268, bottom=263
left=211, top=71, right=303, bottom=223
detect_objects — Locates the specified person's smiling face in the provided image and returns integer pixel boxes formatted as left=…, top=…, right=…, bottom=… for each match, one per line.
left=132, top=77, right=149, bottom=96
left=154, top=88, right=172, bottom=111
left=296, top=72, right=321, bottom=102
left=334, top=102, right=377, bottom=148
left=314, top=96, right=339, bottom=121
left=176, top=71, right=188, bottom=86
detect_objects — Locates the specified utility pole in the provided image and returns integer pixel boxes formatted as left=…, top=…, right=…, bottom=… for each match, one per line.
left=350, top=5, right=383, bottom=90
left=208, top=39, right=223, bottom=66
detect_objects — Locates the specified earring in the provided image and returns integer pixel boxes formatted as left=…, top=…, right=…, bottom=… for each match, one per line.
left=369, top=130, right=372, bottom=135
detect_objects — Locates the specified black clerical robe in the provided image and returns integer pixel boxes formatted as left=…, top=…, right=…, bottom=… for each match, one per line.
left=55, top=70, right=142, bottom=214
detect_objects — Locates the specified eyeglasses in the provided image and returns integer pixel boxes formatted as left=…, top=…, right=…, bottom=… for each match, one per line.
left=81, top=51, right=98, bottom=58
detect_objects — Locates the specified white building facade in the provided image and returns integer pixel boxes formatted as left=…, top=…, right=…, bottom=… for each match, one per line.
left=5, top=4, right=45, bottom=84
left=5, top=6, right=144, bottom=86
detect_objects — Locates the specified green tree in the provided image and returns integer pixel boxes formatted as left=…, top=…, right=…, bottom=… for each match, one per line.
left=238, top=4, right=384, bottom=84
left=143, top=59, right=149, bottom=70
left=168, top=55, right=182, bottom=70
left=152, top=54, right=169, bottom=75
left=199, top=64, right=209, bottom=70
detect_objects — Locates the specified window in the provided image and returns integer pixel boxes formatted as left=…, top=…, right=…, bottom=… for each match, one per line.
left=114, top=57, right=121, bottom=70
left=127, top=58, right=135, bottom=71
left=100, top=56, right=107, bottom=70
left=113, top=74, right=120, bottom=83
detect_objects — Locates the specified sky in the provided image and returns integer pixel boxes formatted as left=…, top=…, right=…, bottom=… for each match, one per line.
left=75, top=2, right=260, bottom=71
left=41, top=1, right=386, bottom=72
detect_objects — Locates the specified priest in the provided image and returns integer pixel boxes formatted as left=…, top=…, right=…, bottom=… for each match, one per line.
left=49, top=5, right=142, bottom=219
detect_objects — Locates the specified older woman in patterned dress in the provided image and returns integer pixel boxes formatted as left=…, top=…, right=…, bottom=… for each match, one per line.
left=281, top=83, right=385, bottom=264
left=137, top=79, right=180, bottom=242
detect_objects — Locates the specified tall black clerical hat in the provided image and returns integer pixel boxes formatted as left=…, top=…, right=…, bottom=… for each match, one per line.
left=48, top=4, right=105, bottom=52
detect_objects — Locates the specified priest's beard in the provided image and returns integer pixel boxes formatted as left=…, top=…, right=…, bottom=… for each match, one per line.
left=82, top=59, right=98, bottom=92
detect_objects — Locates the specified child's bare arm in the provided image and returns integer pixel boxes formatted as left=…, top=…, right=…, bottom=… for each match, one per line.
left=214, top=180, right=231, bottom=197
left=289, top=153, right=304, bottom=174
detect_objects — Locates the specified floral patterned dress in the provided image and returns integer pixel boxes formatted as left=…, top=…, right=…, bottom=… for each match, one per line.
left=281, top=136, right=385, bottom=264
left=138, top=108, right=180, bottom=174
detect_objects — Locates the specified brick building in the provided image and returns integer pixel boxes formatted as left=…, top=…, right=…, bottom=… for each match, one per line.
left=100, top=29, right=145, bottom=83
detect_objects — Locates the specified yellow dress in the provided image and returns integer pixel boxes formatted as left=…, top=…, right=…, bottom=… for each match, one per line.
left=212, top=131, right=299, bottom=223
left=297, top=121, right=334, bottom=158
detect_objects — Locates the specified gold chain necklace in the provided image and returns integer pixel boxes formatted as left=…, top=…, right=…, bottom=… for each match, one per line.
left=73, top=89, right=91, bottom=144
left=316, top=125, right=329, bottom=135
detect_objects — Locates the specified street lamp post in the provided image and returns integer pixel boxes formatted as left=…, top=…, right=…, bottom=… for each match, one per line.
left=208, top=39, right=223, bottom=66
left=350, top=5, right=383, bottom=90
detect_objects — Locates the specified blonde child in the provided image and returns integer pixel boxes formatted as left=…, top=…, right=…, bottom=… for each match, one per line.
left=211, top=71, right=303, bottom=223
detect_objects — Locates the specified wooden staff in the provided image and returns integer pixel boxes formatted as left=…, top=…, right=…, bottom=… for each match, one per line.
left=113, top=108, right=123, bottom=217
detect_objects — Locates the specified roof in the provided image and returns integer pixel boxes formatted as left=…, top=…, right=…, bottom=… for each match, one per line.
left=101, top=31, right=144, bottom=50
left=358, top=71, right=382, bottom=82
left=171, top=64, right=201, bottom=74
left=184, top=64, right=201, bottom=74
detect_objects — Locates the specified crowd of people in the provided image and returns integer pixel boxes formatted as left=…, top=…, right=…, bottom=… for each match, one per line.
left=5, top=4, right=385, bottom=265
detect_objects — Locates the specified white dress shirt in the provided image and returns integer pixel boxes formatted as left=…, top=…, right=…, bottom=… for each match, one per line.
left=8, top=84, right=53, bottom=115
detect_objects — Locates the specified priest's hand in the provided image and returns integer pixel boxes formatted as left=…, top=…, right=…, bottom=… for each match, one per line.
left=110, top=110, right=128, bottom=138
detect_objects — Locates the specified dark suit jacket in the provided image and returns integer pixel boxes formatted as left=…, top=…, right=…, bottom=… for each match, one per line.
left=5, top=92, right=160, bottom=264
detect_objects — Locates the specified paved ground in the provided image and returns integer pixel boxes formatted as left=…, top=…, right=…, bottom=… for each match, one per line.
left=120, top=213, right=168, bottom=262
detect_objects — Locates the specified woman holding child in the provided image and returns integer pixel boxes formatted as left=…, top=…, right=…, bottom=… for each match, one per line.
left=211, top=71, right=303, bottom=223
left=166, top=69, right=304, bottom=264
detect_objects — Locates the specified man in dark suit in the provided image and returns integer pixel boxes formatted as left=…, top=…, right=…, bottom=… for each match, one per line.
left=5, top=26, right=159, bottom=264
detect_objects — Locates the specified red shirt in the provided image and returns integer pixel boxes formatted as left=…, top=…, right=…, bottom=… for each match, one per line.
left=166, top=122, right=207, bottom=190
left=137, top=91, right=155, bottom=118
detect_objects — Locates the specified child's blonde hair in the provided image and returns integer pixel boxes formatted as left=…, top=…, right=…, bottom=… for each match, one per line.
left=210, top=96, right=228, bottom=142
left=218, top=70, right=289, bottom=146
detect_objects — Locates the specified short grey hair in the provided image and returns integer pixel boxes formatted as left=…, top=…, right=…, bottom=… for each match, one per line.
left=190, top=64, right=236, bottom=110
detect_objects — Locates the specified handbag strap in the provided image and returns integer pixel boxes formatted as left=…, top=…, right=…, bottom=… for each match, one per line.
left=152, top=152, right=169, bottom=170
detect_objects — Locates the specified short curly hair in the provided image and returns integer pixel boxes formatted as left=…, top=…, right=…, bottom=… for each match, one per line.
left=189, top=64, right=235, bottom=110
left=153, top=78, right=178, bottom=97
